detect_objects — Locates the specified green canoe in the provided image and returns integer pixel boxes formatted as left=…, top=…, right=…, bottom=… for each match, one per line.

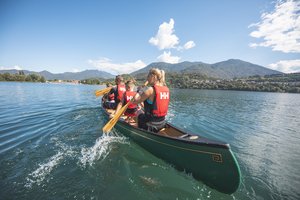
left=102, top=107, right=241, bottom=194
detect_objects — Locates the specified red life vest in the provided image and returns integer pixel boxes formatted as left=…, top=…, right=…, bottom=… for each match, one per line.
left=124, top=91, right=137, bottom=109
left=117, top=84, right=126, bottom=101
left=152, top=85, right=170, bottom=117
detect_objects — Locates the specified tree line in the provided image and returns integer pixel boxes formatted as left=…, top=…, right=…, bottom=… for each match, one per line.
left=80, top=72, right=300, bottom=93
left=0, top=71, right=46, bottom=83
left=166, top=72, right=300, bottom=93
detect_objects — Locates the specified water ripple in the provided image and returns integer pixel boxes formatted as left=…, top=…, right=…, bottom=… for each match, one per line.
left=1, top=84, right=300, bottom=200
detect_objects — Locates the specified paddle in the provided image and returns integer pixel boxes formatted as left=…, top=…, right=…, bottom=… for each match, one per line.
left=102, top=81, right=147, bottom=134
left=95, top=87, right=112, bottom=97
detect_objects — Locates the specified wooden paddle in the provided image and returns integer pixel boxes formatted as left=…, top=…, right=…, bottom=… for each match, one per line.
left=95, top=87, right=112, bottom=97
left=102, top=81, right=148, bottom=134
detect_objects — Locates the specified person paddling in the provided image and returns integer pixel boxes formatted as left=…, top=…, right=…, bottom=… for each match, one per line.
left=123, top=80, right=138, bottom=123
left=108, top=75, right=126, bottom=116
left=132, top=68, right=170, bottom=132
left=103, top=83, right=115, bottom=109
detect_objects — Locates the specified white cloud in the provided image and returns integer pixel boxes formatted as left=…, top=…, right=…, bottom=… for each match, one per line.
left=149, top=18, right=195, bottom=63
left=157, top=51, right=180, bottom=64
left=249, top=0, right=300, bottom=53
left=268, top=59, right=300, bottom=73
left=72, top=68, right=80, bottom=73
left=148, top=18, right=196, bottom=51
left=149, top=18, right=179, bottom=50
left=88, top=57, right=146, bottom=75
left=183, top=41, right=196, bottom=50
left=0, top=65, right=23, bottom=70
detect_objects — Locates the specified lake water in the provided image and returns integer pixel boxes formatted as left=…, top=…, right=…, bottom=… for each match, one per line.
left=0, top=82, right=299, bottom=200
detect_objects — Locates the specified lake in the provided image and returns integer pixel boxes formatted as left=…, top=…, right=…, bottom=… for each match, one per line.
left=0, top=82, right=299, bottom=200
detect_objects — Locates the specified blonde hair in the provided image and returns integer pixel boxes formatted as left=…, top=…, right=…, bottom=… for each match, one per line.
left=125, top=80, right=135, bottom=90
left=149, top=68, right=166, bottom=86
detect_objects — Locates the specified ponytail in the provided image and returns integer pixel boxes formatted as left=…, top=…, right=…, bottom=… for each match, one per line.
left=160, top=69, right=166, bottom=86
left=149, top=68, right=167, bottom=86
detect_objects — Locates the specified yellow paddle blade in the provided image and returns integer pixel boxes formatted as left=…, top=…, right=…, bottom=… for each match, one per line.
left=102, top=101, right=130, bottom=134
left=95, top=87, right=112, bottom=97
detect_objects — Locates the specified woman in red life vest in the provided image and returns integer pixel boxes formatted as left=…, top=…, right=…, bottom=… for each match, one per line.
left=132, top=68, right=169, bottom=132
left=123, top=80, right=138, bottom=123
left=109, top=75, right=126, bottom=117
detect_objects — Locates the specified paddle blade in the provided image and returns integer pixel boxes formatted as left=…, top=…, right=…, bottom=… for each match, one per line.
left=102, top=101, right=130, bottom=134
left=95, top=87, right=112, bottom=97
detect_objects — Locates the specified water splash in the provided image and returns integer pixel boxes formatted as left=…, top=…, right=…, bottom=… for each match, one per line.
left=73, top=114, right=82, bottom=120
left=25, top=152, right=64, bottom=188
left=79, top=134, right=128, bottom=168
left=54, top=139, right=77, bottom=159
left=25, top=140, right=76, bottom=188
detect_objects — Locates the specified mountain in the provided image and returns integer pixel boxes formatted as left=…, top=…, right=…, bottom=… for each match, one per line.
left=0, top=69, right=114, bottom=80
left=1, top=59, right=283, bottom=80
left=0, top=69, right=36, bottom=75
left=131, top=61, right=207, bottom=74
left=39, top=70, right=114, bottom=80
left=131, top=59, right=283, bottom=79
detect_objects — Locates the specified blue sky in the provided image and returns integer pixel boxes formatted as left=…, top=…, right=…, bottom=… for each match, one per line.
left=1, top=0, right=299, bottom=74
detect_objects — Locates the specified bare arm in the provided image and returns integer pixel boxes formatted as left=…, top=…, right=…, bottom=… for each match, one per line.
left=132, top=87, right=154, bottom=105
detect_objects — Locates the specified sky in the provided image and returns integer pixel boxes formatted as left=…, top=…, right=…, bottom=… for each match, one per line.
left=0, top=0, right=299, bottom=75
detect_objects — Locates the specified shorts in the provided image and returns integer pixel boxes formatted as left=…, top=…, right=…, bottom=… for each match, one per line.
left=103, top=101, right=117, bottom=109
left=138, top=114, right=166, bottom=132
left=124, top=108, right=137, bottom=117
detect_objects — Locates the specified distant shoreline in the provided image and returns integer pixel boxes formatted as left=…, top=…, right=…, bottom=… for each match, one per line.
left=1, top=70, right=299, bottom=93
left=1, top=80, right=299, bottom=93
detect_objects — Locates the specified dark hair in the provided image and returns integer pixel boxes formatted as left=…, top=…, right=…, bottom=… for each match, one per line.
left=115, top=75, right=124, bottom=82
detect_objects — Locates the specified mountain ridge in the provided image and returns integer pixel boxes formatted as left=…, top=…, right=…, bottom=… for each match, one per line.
left=0, top=59, right=283, bottom=80
left=131, top=59, right=282, bottom=79
left=0, top=69, right=115, bottom=80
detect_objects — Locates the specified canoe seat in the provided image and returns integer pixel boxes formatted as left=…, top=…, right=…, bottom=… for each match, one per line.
left=189, top=135, right=199, bottom=140
left=179, top=134, right=189, bottom=138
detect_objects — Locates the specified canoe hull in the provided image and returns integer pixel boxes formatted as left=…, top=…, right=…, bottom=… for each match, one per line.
left=111, top=118, right=241, bottom=194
